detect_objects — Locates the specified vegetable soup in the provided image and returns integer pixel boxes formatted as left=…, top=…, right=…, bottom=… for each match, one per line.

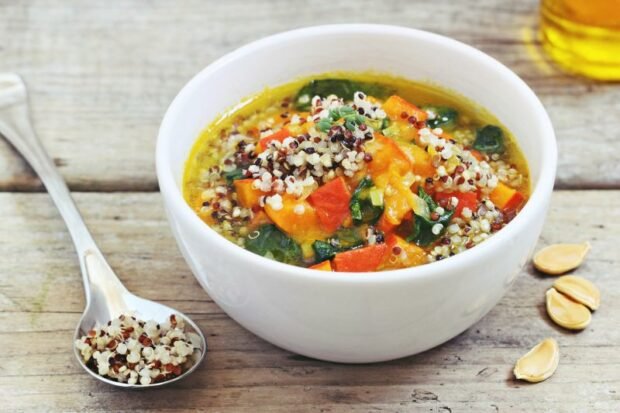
left=183, top=73, right=530, bottom=272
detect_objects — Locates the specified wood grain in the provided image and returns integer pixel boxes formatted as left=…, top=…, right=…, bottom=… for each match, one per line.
left=1, top=191, right=618, bottom=412
left=0, top=0, right=619, bottom=191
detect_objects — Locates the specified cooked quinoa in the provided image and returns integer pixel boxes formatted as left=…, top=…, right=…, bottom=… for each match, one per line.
left=183, top=74, right=530, bottom=272
left=75, top=313, right=202, bottom=385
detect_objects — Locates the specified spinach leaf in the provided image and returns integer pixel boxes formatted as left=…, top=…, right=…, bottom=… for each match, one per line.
left=407, top=187, right=454, bottom=247
left=330, top=227, right=364, bottom=250
left=425, top=106, right=458, bottom=130
left=350, top=177, right=383, bottom=224
left=473, top=125, right=505, bottom=154
left=312, top=240, right=338, bottom=262
left=294, top=79, right=393, bottom=110
left=223, top=167, right=245, bottom=184
left=312, top=228, right=364, bottom=263
left=418, top=186, right=437, bottom=210
left=245, top=224, right=302, bottom=265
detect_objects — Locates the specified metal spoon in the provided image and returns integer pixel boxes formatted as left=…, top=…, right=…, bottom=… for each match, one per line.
left=0, top=73, right=206, bottom=388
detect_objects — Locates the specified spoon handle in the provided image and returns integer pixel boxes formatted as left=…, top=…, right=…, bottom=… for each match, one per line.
left=0, top=73, right=125, bottom=300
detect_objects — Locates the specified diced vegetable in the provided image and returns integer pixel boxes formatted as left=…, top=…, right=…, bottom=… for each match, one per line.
left=407, top=187, right=454, bottom=246
left=309, top=260, right=333, bottom=271
left=350, top=177, right=384, bottom=224
left=376, top=213, right=398, bottom=235
left=382, top=172, right=429, bottom=225
left=380, top=234, right=427, bottom=270
left=369, top=187, right=384, bottom=207
left=245, top=224, right=302, bottom=265
left=331, top=227, right=365, bottom=250
left=399, top=142, right=435, bottom=178
left=384, top=184, right=411, bottom=225
left=248, top=210, right=271, bottom=229
left=312, top=227, right=364, bottom=263
left=434, top=191, right=479, bottom=218
left=333, top=243, right=389, bottom=272
left=294, top=79, right=393, bottom=110
left=308, top=177, right=352, bottom=233
left=490, top=182, right=525, bottom=211
left=382, top=95, right=428, bottom=123
left=425, top=106, right=458, bottom=130
left=312, top=240, right=338, bottom=262
left=473, top=125, right=505, bottom=154
left=366, top=133, right=412, bottom=177
left=265, top=195, right=325, bottom=241
left=234, top=179, right=262, bottom=209
left=256, top=128, right=291, bottom=152
left=504, top=191, right=526, bottom=212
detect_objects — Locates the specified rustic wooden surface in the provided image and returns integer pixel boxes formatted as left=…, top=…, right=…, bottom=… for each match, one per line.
left=1, top=192, right=619, bottom=412
left=0, top=0, right=620, bottom=191
left=1, top=0, right=619, bottom=412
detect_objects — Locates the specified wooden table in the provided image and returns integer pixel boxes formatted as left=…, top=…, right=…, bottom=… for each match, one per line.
left=1, top=1, right=618, bottom=411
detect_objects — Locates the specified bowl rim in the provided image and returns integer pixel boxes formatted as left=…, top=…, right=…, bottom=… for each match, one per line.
left=156, top=23, right=557, bottom=284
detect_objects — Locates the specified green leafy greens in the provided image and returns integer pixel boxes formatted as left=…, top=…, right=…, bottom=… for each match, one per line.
left=311, top=228, right=364, bottom=263
left=473, top=125, right=505, bottom=154
left=425, top=106, right=459, bottom=130
left=407, top=187, right=454, bottom=247
left=349, top=177, right=384, bottom=225
left=294, top=79, right=393, bottom=111
left=245, top=224, right=302, bottom=265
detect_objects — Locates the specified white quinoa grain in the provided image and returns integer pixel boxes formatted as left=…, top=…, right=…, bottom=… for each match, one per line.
left=431, top=223, right=444, bottom=235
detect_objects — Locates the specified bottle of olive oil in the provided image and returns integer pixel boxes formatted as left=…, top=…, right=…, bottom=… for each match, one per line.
left=540, top=0, right=620, bottom=80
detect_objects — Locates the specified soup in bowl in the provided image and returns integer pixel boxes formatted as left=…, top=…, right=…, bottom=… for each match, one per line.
left=157, top=25, right=557, bottom=363
left=183, top=73, right=530, bottom=272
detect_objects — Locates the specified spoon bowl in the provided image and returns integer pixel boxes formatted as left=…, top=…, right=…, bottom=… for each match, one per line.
left=0, top=73, right=206, bottom=387
left=73, top=250, right=207, bottom=388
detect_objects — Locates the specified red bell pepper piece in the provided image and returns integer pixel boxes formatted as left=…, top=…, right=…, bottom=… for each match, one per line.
left=435, top=191, right=479, bottom=218
left=333, top=243, right=388, bottom=272
left=308, top=177, right=351, bottom=233
left=256, top=128, right=291, bottom=152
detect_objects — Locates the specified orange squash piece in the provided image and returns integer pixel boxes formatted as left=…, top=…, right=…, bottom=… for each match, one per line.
left=309, top=260, right=333, bottom=271
left=248, top=210, right=271, bottom=229
left=382, top=95, right=428, bottom=123
left=399, top=142, right=435, bottom=178
left=384, top=187, right=411, bottom=225
left=490, top=182, right=525, bottom=211
left=365, top=133, right=412, bottom=177
left=380, top=235, right=427, bottom=270
left=333, top=243, right=389, bottom=272
left=234, top=179, right=263, bottom=209
left=264, top=195, right=326, bottom=241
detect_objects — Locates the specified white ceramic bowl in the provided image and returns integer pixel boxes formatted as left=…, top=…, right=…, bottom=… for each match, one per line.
left=156, top=24, right=557, bottom=363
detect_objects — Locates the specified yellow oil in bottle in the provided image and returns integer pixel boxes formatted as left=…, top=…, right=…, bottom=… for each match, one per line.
left=540, top=0, right=620, bottom=80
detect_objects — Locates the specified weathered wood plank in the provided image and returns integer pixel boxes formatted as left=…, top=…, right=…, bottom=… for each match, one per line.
left=0, top=0, right=618, bottom=191
left=0, top=191, right=618, bottom=411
